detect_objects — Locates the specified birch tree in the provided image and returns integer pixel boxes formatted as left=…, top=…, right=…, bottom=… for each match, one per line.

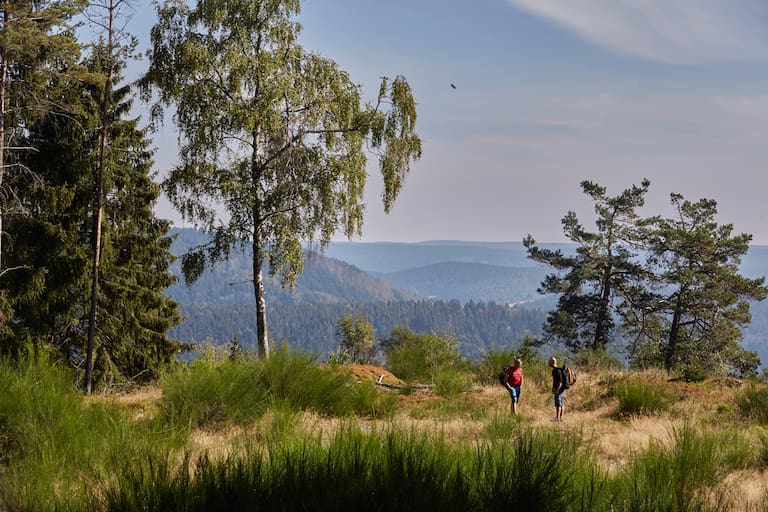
left=141, top=0, right=421, bottom=358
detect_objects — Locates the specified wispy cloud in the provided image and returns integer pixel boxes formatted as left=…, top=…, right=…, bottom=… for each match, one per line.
left=506, top=0, right=768, bottom=64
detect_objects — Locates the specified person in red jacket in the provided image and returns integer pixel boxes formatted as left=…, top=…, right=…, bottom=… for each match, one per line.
left=502, top=358, right=524, bottom=415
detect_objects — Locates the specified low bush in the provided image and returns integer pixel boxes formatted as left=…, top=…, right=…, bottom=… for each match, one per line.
left=97, top=426, right=604, bottom=512
left=160, top=344, right=390, bottom=429
left=433, top=368, right=473, bottom=398
left=614, top=377, right=675, bottom=417
left=734, top=384, right=768, bottom=424
left=612, top=423, right=736, bottom=511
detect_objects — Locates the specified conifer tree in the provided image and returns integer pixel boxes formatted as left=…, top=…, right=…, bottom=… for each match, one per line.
left=3, top=21, right=184, bottom=387
left=524, top=179, right=650, bottom=352
left=0, top=0, right=82, bottom=332
left=634, top=194, right=766, bottom=375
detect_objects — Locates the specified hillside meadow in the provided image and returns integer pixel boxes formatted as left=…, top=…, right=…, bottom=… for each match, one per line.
left=3, top=348, right=768, bottom=511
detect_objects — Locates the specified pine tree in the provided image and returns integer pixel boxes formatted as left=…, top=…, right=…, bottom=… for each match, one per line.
left=524, top=179, right=650, bottom=352
left=636, top=194, right=767, bottom=375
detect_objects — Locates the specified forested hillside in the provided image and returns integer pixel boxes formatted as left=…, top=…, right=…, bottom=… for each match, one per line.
left=166, top=246, right=419, bottom=305
left=166, top=229, right=549, bottom=358
left=166, top=229, right=768, bottom=365
left=169, top=300, right=546, bottom=360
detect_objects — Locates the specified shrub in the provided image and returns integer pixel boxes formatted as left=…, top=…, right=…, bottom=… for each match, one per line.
left=614, top=377, right=674, bottom=417
left=160, top=344, right=388, bottom=427
left=735, top=383, right=768, bottom=424
left=383, top=327, right=467, bottom=384
left=478, top=348, right=550, bottom=391
left=160, top=349, right=269, bottom=429
left=476, top=347, right=518, bottom=385
left=677, top=364, right=707, bottom=383
left=433, top=369, right=473, bottom=398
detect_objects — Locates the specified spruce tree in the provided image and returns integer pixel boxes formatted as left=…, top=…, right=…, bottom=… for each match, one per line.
left=3, top=42, right=184, bottom=387
left=0, top=0, right=82, bottom=333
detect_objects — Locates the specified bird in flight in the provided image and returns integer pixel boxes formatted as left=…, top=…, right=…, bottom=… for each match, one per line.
left=450, top=83, right=456, bottom=89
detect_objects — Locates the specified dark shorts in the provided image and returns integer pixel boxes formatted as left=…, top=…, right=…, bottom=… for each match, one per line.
left=554, top=391, right=565, bottom=408
left=508, top=385, right=521, bottom=403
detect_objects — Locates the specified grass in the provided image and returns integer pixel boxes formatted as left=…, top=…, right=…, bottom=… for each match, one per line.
left=3, top=348, right=768, bottom=511
left=614, top=375, right=676, bottom=418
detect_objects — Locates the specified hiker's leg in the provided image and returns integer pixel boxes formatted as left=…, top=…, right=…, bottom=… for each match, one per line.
left=554, top=392, right=564, bottom=420
left=512, top=386, right=520, bottom=414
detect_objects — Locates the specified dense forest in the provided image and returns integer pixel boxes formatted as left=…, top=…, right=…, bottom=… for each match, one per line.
left=169, top=300, right=546, bottom=360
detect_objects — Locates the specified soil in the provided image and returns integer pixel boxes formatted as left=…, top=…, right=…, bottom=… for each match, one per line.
left=335, top=364, right=406, bottom=387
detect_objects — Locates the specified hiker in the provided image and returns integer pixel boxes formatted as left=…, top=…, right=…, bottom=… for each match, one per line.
left=549, top=356, right=565, bottom=421
left=503, top=358, right=524, bottom=414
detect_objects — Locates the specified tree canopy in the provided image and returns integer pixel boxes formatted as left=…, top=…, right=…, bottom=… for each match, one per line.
left=525, top=180, right=766, bottom=377
left=141, top=0, right=421, bottom=358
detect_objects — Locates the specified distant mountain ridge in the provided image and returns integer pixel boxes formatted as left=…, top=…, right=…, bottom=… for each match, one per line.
left=322, top=240, right=549, bottom=273
left=165, top=229, right=768, bottom=366
left=381, top=261, right=549, bottom=304
left=167, top=228, right=418, bottom=305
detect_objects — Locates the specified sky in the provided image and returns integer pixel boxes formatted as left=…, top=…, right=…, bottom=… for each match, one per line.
left=131, top=0, right=768, bottom=244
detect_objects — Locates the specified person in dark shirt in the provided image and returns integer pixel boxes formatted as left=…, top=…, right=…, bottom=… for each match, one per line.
left=549, top=356, right=565, bottom=421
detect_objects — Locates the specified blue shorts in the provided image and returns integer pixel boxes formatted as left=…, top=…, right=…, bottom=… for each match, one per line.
left=554, top=391, right=565, bottom=408
left=508, top=385, right=521, bottom=403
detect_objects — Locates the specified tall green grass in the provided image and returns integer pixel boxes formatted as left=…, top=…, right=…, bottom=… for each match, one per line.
left=97, top=426, right=606, bottom=512
left=159, top=344, right=397, bottom=431
left=0, top=349, right=184, bottom=511
left=735, top=383, right=768, bottom=424
left=614, top=377, right=675, bottom=418
left=611, top=423, right=737, bottom=512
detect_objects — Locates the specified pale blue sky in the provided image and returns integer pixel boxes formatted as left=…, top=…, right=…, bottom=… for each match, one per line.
left=134, top=0, right=768, bottom=244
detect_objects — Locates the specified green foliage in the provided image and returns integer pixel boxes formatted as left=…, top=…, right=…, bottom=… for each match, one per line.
left=614, top=377, right=675, bottom=417
left=159, top=347, right=271, bottom=429
left=383, top=326, right=468, bottom=383
left=633, top=194, right=767, bottom=374
left=477, top=346, right=520, bottom=385
left=525, top=179, right=650, bottom=352
left=677, top=364, right=708, bottom=383
left=97, top=426, right=604, bottom=512
left=142, top=0, right=421, bottom=357
left=3, top=31, right=185, bottom=387
left=433, top=368, right=473, bottom=398
left=0, top=349, right=184, bottom=511
left=335, top=314, right=375, bottom=364
left=173, top=299, right=546, bottom=361
left=483, top=411, right=524, bottom=439
left=572, top=348, right=625, bottom=372
left=735, top=384, right=768, bottom=424
left=477, top=343, right=550, bottom=390
left=612, top=424, right=735, bottom=511
left=527, top=180, right=766, bottom=376
left=160, top=345, right=392, bottom=428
